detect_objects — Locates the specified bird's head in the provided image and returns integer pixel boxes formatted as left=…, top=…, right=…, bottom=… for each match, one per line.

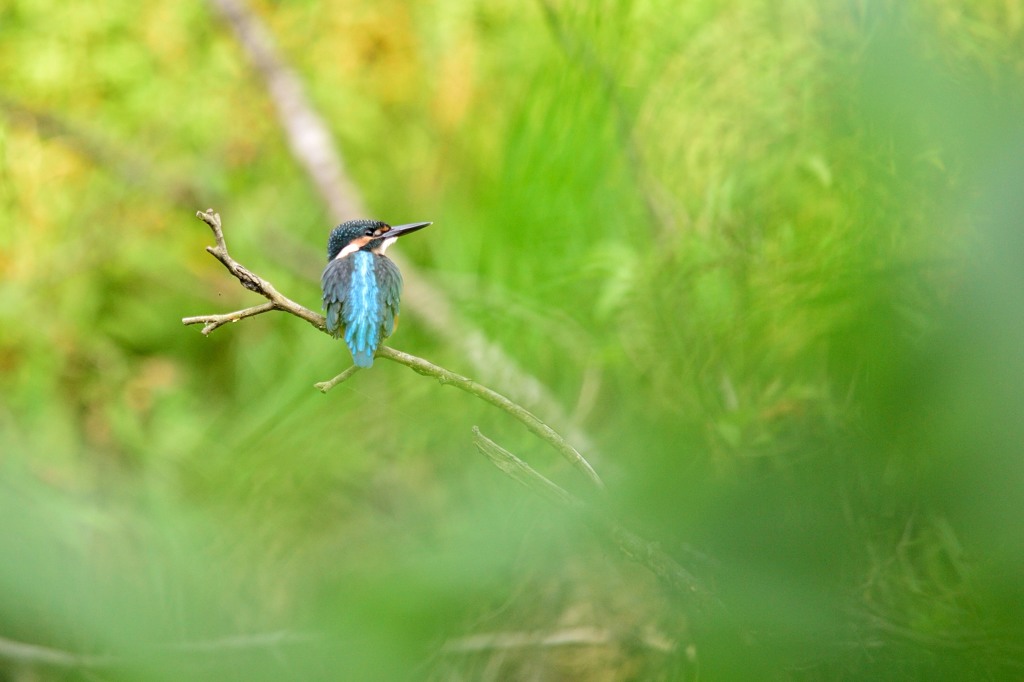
left=326, top=219, right=431, bottom=261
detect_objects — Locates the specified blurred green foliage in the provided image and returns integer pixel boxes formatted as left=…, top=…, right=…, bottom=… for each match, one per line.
left=1, top=0, right=1023, bottom=679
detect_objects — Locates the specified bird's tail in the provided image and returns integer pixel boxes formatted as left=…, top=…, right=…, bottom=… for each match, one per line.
left=351, top=348, right=375, bottom=368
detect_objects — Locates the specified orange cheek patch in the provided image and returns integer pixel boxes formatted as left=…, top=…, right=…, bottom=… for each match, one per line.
left=336, top=235, right=375, bottom=259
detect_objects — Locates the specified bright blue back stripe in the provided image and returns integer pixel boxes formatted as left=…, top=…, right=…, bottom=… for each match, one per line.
left=344, top=251, right=380, bottom=367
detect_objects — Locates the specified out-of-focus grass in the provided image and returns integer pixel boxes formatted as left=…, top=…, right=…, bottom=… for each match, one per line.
left=1, top=0, right=1023, bottom=679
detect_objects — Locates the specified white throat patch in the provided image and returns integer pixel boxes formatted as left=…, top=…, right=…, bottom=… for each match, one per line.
left=373, top=236, right=398, bottom=254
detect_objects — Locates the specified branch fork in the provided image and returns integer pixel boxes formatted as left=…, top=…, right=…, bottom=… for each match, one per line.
left=182, top=209, right=325, bottom=334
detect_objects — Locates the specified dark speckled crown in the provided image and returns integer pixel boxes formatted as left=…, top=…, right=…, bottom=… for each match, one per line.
left=326, top=219, right=389, bottom=261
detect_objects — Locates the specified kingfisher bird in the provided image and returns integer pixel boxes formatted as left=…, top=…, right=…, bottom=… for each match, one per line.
left=321, top=218, right=431, bottom=367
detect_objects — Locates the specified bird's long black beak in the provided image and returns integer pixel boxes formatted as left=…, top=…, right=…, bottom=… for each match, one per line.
left=386, top=221, right=431, bottom=238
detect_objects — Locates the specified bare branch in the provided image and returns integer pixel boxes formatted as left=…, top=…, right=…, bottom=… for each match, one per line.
left=472, top=428, right=714, bottom=606
left=471, top=427, right=583, bottom=508
left=182, top=302, right=276, bottom=335
left=316, top=348, right=604, bottom=490
left=183, top=209, right=325, bottom=332
left=375, top=348, right=604, bottom=490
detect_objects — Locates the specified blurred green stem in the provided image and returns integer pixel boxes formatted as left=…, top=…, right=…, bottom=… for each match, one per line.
left=0, top=632, right=318, bottom=672
left=473, top=428, right=712, bottom=606
left=0, top=636, right=113, bottom=669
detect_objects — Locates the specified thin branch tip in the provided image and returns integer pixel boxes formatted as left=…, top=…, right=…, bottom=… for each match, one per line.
left=196, top=207, right=220, bottom=223
left=195, top=208, right=222, bottom=235
left=315, top=365, right=361, bottom=392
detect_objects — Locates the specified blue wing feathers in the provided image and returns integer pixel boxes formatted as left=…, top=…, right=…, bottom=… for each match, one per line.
left=321, top=251, right=403, bottom=368
left=321, top=257, right=350, bottom=338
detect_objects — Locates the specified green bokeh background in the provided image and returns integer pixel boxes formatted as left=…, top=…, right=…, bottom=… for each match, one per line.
left=1, top=1, right=1023, bottom=679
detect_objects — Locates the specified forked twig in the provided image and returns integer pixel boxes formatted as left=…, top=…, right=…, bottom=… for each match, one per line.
left=182, top=209, right=325, bottom=334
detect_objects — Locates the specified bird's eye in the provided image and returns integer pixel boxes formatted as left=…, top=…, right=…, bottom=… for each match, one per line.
left=364, top=229, right=374, bottom=237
